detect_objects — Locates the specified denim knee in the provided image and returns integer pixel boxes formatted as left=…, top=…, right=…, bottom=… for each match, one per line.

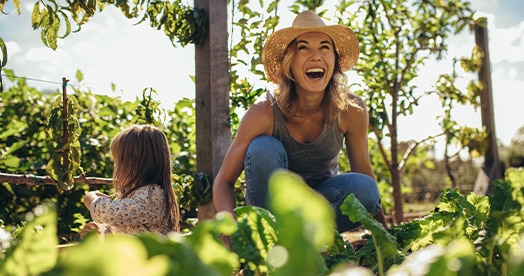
left=244, top=136, right=288, bottom=207
left=315, top=173, right=381, bottom=232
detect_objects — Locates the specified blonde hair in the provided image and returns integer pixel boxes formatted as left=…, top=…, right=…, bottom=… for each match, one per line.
left=273, top=38, right=359, bottom=123
left=110, top=125, right=180, bottom=231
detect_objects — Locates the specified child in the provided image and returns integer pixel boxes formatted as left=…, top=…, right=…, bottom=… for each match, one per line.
left=82, top=125, right=180, bottom=237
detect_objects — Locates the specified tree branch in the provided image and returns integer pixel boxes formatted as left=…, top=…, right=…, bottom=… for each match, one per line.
left=372, top=127, right=393, bottom=172
left=0, top=173, right=112, bottom=186
left=398, top=132, right=445, bottom=171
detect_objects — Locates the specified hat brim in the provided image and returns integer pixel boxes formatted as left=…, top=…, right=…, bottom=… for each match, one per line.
left=262, top=25, right=359, bottom=84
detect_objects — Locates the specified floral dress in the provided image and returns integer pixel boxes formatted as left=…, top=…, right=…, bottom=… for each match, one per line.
left=89, top=184, right=174, bottom=235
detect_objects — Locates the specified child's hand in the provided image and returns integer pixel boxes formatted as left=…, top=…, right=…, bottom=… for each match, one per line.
left=80, top=222, right=100, bottom=239
left=84, top=191, right=110, bottom=210
left=80, top=222, right=112, bottom=239
left=93, top=191, right=111, bottom=198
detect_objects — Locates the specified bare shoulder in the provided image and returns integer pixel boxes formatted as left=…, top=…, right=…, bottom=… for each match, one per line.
left=244, top=99, right=273, bottom=121
left=340, top=93, right=369, bottom=134
left=238, top=99, right=274, bottom=137
left=347, top=93, right=367, bottom=111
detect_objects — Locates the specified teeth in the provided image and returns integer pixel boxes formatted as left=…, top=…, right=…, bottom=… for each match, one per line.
left=306, top=68, right=324, bottom=73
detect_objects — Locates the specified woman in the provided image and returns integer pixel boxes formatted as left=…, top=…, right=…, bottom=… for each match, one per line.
left=213, top=10, right=387, bottom=238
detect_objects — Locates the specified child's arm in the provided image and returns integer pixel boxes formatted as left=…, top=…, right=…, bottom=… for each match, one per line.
left=90, top=185, right=166, bottom=227
left=84, top=191, right=111, bottom=211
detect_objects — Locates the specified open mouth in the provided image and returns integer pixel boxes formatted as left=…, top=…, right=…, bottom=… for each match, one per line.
left=305, top=68, right=325, bottom=79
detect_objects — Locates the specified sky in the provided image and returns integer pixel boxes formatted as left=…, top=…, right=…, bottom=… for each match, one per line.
left=1, top=0, right=523, bottom=151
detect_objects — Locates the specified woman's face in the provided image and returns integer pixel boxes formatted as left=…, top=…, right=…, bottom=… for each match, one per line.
left=290, top=32, right=335, bottom=94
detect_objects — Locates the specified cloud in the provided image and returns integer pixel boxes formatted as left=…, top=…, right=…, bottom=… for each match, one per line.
left=489, top=20, right=524, bottom=64
left=4, top=41, right=20, bottom=56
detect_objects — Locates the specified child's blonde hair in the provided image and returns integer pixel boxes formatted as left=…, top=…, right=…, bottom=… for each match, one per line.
left=110, top=125, right=180, bottom=231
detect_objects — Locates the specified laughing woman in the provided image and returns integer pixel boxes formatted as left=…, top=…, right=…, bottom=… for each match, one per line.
left=213, top=10, right=388, bottom=246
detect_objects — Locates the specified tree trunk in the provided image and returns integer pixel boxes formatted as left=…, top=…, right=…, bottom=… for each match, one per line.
left=391, top=159, right=404, bottom=224
left=391, top=82, right=404, bottom=224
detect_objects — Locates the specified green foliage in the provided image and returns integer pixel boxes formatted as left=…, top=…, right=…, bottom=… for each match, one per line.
left=1, top=169, right=523, bottom=275
left=0, top=69, right=207, bottom=238
left=140, top=0, right=207, bottom=47
left=0, top=1, right=517, bottom=274
left=501, top=126, right=524, bottom=168
left=433, top=54, right=488, bottom=159
left=0, top=0, right=206, bottom=90
left=341, top=194, right=403, bottom=275
left=231, top=206, right=277, bottom=274
left=228, top=0, right=279, bottom=129
left=50, top=235, right=171, bottom=276
left=46, top=94, right=83, bottom=192
left=477, top=174, right=524, bottom=274
left=0, top=201, right=58, bottom=275
left=289, top=0, right=323, bottom=12
left=27, top=0, right=207, bottom=50
left=347, top=0, right=477, bottom=220
left=0, top=36, right=6, bottom=92
left=267, top=170, right=334, bottom=276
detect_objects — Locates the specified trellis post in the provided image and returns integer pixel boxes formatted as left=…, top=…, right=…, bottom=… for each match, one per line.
left=194, top=0, right=230, bottom=221
left=473, top=17, right=502, bottom=195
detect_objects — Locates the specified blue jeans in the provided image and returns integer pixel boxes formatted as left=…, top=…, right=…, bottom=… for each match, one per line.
left=244, top=135, right=381, bottom=232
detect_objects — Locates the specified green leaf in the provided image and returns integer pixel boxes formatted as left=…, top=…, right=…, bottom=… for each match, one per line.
left=52, top=234, right=169, bottom=275
left=480, top=178, right=524, bottom=271
left=232, top=206, right=278, bottom=273
left=0, top=155, right=20, bottom=168
left=341, top=194, right=401, bottom=274
left=31, top=2, right=42, bottom=29
left=0, top=202, right=58, bottom=275
left=508, top=234, right=524, bottom=275
left=0, top=36, right=7, bottom=68
left=137, top=234, right=221, bottom=276
left=267, top=170, right=334, bottom=276
left=387, top=237, right=476, bottom=275
left=185, top=215, right=239, bottom=275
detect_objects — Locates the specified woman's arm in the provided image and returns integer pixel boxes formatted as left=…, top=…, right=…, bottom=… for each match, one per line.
left=213, top=100, right=274, bottom=217
left=340, top=95, right=375, bottom=179
left=340, top=95, right=389, bottom=228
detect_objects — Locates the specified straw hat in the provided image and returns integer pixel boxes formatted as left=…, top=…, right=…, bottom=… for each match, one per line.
left=262, top=10, right=360, bottom=84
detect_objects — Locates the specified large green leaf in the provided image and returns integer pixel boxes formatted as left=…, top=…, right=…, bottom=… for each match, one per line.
left=185, top=212, right=239, bottom=275
left=341, top=194, right=401, bottom=275
left=387, top=237, right=476, bottom=275
left=49, top=234, right=169, bottom=276
left=137, top=234, right=222, bottom=276
left=232, top=206, right=277, bottom=273
left=0, top=202, right=58, bottom=275
left=267, top=170, right=335, bottom=276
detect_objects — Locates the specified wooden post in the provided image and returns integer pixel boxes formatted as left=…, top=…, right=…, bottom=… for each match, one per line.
left=473, top=17, right=502, bottom=195
left=194, top=0, right=230, bottom=221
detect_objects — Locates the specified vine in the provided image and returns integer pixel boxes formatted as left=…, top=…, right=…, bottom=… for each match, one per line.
left=46, top=78, right=82, bottom=193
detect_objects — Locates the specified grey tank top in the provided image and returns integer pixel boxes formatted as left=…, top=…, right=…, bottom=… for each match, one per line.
left=271, top=101, right=343, bottom=186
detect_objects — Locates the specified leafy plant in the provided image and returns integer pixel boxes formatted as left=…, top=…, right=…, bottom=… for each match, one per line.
left=0, top=169, right=523, bottom=275
left=0, top=201, right=58, bottom=275
left=46, top=92, right=82, bottom=193
left=0, top=69, right=206, bottom=237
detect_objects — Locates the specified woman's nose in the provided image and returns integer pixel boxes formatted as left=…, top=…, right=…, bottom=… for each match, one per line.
left=309, top=51, right=322, bottom=60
